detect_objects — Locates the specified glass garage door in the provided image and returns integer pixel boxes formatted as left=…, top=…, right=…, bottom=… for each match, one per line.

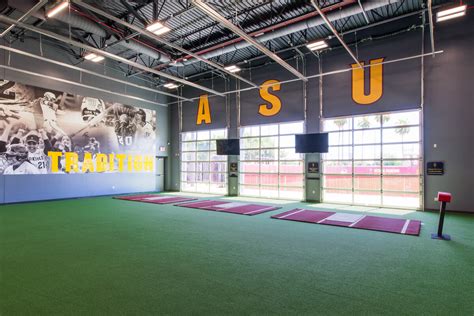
left=321, top=110, right=423, bottom=209
left=181, top=129, right=227, bottom=194
left=239, top=122, right=305, bottom=200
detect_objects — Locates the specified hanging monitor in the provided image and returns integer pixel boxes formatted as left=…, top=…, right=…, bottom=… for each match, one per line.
left=216, top=139, right=240, bottom=155
left=295, top=133, right=329, bottom=153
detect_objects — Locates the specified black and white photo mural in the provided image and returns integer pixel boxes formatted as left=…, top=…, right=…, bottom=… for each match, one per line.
left=0, top=80, right=156, bottom=175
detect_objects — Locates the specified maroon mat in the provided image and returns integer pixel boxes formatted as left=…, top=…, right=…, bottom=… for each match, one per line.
left=176, top=200, right=229, bottom=208
left=272, top=209, right=421, bottom=236
left=114, top=194, right=196, bottom=204
left=139, top=196, right=196, bottom=204
left=114, top=194, right=158, bottom=201
left=177, top=200, right=280, bottom=216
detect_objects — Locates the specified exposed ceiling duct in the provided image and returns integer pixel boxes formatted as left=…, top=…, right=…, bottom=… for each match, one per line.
left=0, top=14, right=225, bottom=95
left=54, top=11, right=170, bottom=62
left=176, top=0, right=399, bottom=67
left=3, top=0, right=170, bottom=62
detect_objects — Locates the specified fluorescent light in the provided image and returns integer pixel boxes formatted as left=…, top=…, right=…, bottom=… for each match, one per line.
left=436, top=5, right=466, bottom=22
left=437, top=11, right=465, bottom=22
left=152, top=25, right=170, bottom=35
left=224, top=65, right=241, bottom=73
left=91, top=56, right=104, bottom=62
left=306, top=40, right=328, bottom=51
left=146, top=21, right=164, bottom=32
left=84, top=53, right=104, bottom=62
left=437, top=5, right=466, bottom=18
left=47, top=1, right=69, bottom=18
left=146, top=21, right=171, bottom=35
left=164, top=83, right=178, bottom=89
left=84, top=53, right=97, bottom=60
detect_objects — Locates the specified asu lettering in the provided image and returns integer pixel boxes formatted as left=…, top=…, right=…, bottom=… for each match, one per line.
left=196, top=94, right=212, bottom=125
left=258, top=79, right=282, bottom=116
left=351, top=58, right=384, bottom=105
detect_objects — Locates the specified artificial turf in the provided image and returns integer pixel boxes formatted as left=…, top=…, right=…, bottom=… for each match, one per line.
left=1, top=194, right=473, bottom=315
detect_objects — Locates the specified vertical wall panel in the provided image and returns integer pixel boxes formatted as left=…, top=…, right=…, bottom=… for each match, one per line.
left=423, top=16, right=474, bottom=212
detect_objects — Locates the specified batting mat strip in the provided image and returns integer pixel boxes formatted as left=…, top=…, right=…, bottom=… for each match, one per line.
left=177, top=200, right=280, bottom=216
left=114, top=194, right=196, bottom=204
left=272, top=209, right=421, bottom=236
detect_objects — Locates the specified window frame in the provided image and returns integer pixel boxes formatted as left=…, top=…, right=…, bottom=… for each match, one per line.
left=321, top=110, right=423, bottom=209
left=180, top=129, right=228, bottom=194
left=239, top=121, right=305, bottom=200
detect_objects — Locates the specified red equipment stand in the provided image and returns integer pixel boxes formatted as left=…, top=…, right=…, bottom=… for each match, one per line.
left=431, top=192, right=452, bottom=240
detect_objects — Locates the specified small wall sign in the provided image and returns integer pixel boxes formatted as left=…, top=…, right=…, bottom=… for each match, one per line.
left=308, top=162, right=319, bottom=173
left=229, top=162, right=238, bottom=173
left=427, top=162, right=444, bottom=175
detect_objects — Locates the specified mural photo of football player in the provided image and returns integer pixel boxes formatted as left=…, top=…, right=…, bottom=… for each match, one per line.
left=0, top=80, right=157, bottom=175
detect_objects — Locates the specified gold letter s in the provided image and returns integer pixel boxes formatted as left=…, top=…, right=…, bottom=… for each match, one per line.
left=351, top=58, right=384, bottom=105
left=259, top=79, right=282, bottom=116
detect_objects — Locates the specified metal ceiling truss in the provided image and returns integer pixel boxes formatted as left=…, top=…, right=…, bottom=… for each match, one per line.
left=192, top=0, right=308, bottom=82
left=0, top=14, right=224, bottom=96
left=186, top=3, right=440, bottom=83
left=72, top=0, right=258, bottom=88
left=0, top=0, right=48, bottom=38
left=310, top=0, right=363, bottom=68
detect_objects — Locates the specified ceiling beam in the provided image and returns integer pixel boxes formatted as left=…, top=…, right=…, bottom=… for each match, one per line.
left=0, top=45, right=191, bottom=101
left=0, top=14, right=224, bottom=96
left=192, top=0, right=308, bottom=82
left=72, top=0, right=258, bottom=87
left=0, top=64, right=167, bottom=107
left=310, top=0, right=363, bottom=69
left=119, top=0, right=149, bottom=26
left=357, top=0, right=370, bottom=24
left=0, top=0, right=48, bottom=38
left=427, top=0, right=435, bottom=57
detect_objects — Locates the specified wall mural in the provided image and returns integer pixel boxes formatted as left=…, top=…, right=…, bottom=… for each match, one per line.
left=0, top=80, right=156, bottom=175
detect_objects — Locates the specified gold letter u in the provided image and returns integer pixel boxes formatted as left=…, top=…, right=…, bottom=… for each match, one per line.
left=351, top=58, right=384, bottom=105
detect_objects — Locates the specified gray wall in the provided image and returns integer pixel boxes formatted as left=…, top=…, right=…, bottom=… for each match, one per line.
left=423, top=16, right=474, bottom=211
left=170, top=15, right=474, bottom=212
left=0, top=36, right=170, bottom=203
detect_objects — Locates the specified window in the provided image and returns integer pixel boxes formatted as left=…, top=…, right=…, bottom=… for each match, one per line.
left=180, top=129, right=227, bottom=194
left=321, top=110, right=422, bottom=209
left=239, top=122, right=304, bottom=200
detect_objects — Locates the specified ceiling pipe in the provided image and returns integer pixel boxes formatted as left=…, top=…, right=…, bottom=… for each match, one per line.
left=177, top=0, right=356, bottom=61
left=0, top=14, right=225, bottom=96
left=67, top=6, right=171, bottom=62
left=121, top=0, right=288, bottom=53
left=72, top=0, right=258, bottom=88
left=192, top=0, right=307, bottom=81
left=310, top=0, right=363, bottom=68
left=0, top=0, right=48, bottom=38
left=358, top=0, right=370, bottom=24
left=54, top=9, right=170, bottom=62
left=427, top=0, right=435, bottom=57
left=168, top=50, right=444, bottom=106
left=0, top=45, right=191, bottom=101
left=0, top=64, right=168, bottom=107
left=187, top=7, right=432, bottom=81
left=2, top=0, right=171, bottom=62
left=174, top=0, right=398, bottom=67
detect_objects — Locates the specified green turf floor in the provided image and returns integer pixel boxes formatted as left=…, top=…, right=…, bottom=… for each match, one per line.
left=1, top=194, right=473, bottom=315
